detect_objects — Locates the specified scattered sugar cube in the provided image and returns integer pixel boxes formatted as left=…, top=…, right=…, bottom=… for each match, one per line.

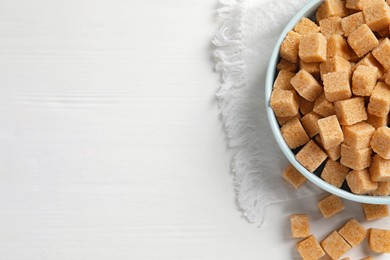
left=270, top=89, right=299, bottom=117
left=368, top=228, right=390, bottom=253
left=367, top=82, right=390, bottom=117
left=313, top=93, right=335, bottom=117
left=299, top=96, right=314, bottom=115
left=318, top=115, right=344, bottom=149
left=323, top=71, right=352, bottom=102
left=317, top=194, right=345, bottom=218
left=291, top=70, right=323, bottom=102
left=301, top=112, right=322, bottom=138
left=338, top=218, right=366, bottom=247
left=277, top=59, right=298, bottom=73
left=371, top=126, right=390, bottom=159
left=299, top=60, right=320, bottom=78
left=369, top=181, right=390, bottom=196
left=352, top=65, right=378, bottom=96
left=320, top=56, right=352, bottom=80
left=281, top=117, right=310, bottom=149
left=341, top=145, right=372, bottom=170
left=341, top=11, right=365, bottom=37
left=372, top=38, right=390, bottom=71
left=273, top=70, right=295, bottom=90
left=363, top=1, right=390, bottom=32
left=320, top=16, right=344, bottom=39
left=320, top=231, right=351, bottom=260
left=370, top=154, right=390, bottom=182
left=343, top=122, right=375, bottom=149
left=367, top=112, right=388, bottom=129
left=294, top=17, right=320, bottom=36
left=315, top=135, right=342, bottom=161
left=296, top=235, right=325, bottom=260
left=321, top=159, right=349, bottom=188
left=317, top=0, right=349, bottom=21
left=280, top=31, right=302, bottom=63
left=282, top=164, right=307, bottom=189
left=299, top=33, right=327, bottom=63
left=327, top=34, right=354, bottom=60
left=296, top=140, right=328, bottom=172
left=363, top=204, right=389, bottom=221
left=334, top=97, right=367, bottom=126
left=346, top=169, right=378, bottom=194
left=347, top=24, right=379, bottom=57
left=290, top=214, right=310, bottom=238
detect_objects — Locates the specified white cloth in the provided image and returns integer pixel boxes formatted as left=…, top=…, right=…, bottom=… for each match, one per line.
left=213, top=0, right=324, bottom=226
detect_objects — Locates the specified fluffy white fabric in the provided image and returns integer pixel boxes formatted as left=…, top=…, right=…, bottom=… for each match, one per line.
left=213, top=0, right=323, bottom=226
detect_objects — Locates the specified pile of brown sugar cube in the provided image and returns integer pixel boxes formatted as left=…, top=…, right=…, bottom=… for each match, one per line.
left=270, top=0, right=390, bottom=197
left=271, top=0, right=390, bottom=259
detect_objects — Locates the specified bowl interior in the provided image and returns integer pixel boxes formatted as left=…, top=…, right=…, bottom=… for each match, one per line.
left=264, top=0, right=390, bottom=204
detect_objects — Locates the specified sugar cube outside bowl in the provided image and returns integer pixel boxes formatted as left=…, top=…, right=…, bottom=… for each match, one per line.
left=264, top=0, right=390, bottom=205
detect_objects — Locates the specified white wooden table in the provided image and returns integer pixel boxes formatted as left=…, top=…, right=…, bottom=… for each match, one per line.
left=0, top=0, right=385, bottom=259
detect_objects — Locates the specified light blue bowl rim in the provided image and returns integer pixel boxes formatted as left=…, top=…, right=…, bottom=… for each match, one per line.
left=265, top=0, right=390, bottom=204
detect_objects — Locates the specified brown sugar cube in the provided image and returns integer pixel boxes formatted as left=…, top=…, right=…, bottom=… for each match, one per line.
left=341, top=12, right=365, bottom=37
left=338, top=218, right=367, bottom=247
left=327, top=35, right=354, bottom=60
left=348, top=24, right=379, bottom=57
left=315, top=135, right=342, bottom=160
left=290, top=214, right=310, bottom=238
left=294, top=17, right=320, bottom=36
left=321, top=231, right=351, bottom=260
left=270, top=89, right=299, bottom=117
left=346, top=0, right=383, bottom=10
left=281, top=117, right=310, bottom=149
left=299, top=33, right=327, bottom=63
left=370, top=154, right=390, bottom=182
left=341, top=145, right=372, bottom=170
left=363, top=1, right=390, bottom=32
left=291, top=70, right=323, bottom=102
left=282, top=164, right=307, bottom=189
left=323, top=71, right=352, bottom=102
left=321, top=160, right=349, bottom=188
left=317, top=194, right=345, bottom=218
left=352, top=65, right=378, bottom=96
left=277, top=114, right=301, bottom=126
left=346, top=169, right=378, bottom=194
left=280, top=31, right=302, bottom=63
left=369, top=181, right=390, bottom=196
left=296, top=140, right=328, bottom=172
left=301, top=112, right=322, bottom=138
left=320, top=16, right=344, bottom=39
left=317, top=0, right=349, bottom=21
left=277, top=59, right=298, bottom=73
left=363, top=204, right=389, bottom=221
left=300, top=96, right=314, bottom=115
left=354, top=53, right=384, bottom=79
left=367, top=82, right=390, bottom=117
left=299, top=60, right=320, bottom=78
left=378, top=25, right=390, bottom=37
left=318, top=115, right=344, bottom=149
left=334, top=97, right=367, bottom=126
left=320, top=56, right=352, bottom=80
left=313, top=93, right=335, bottom=117
left=368, top=228, right=390, bottom=253
left=371, top=126, right=390, bottom=159
left=372, top=38, right=390, bottom=70
left=296, top=235, right=325, bottom=260
left=273, top=70, right=295, bottom=90
left=343, top=122, right=376, bottom=149
left=367, top=113, right=388, bottom=129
